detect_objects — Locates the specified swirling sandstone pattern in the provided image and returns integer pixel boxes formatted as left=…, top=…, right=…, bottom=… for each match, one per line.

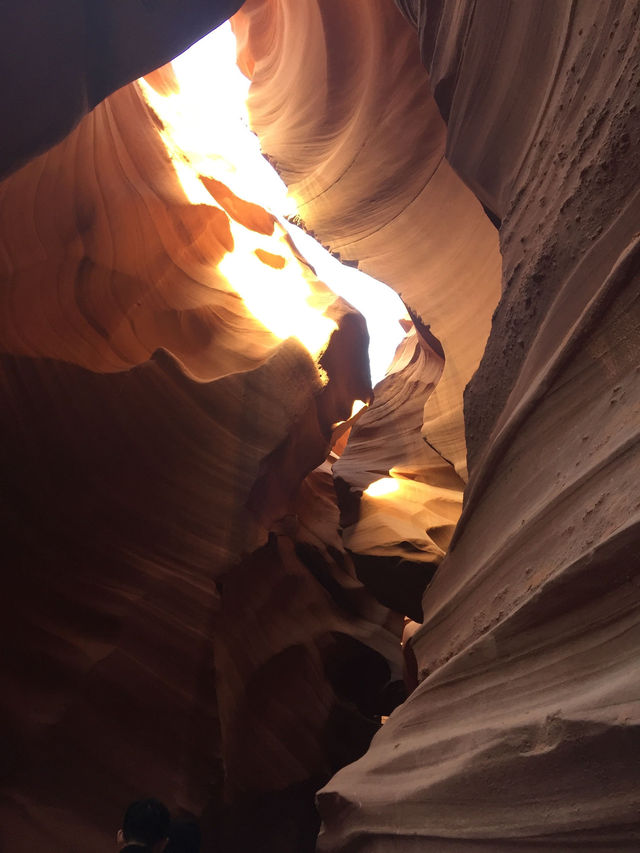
left=312, top=2, right=640, bottom=849
left=333, top=326, right=464, bottom=620
left=0, top=22, right=400, bottom=851
left=2, top=0, right=639, bottom=850
left=233, top=0, right=502, bottom=483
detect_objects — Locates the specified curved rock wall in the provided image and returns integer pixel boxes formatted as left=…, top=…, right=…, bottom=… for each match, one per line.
left=333, top=326, right=465, bottom=621
left=0, top=39, right=400, bottom=852
left=1, top=0, right=639, bottom=850
left=312, top=1, right=640, bottom=849
left=1, top=0, right=244, bottom=179
left=233, top=0, right=502, bottom=482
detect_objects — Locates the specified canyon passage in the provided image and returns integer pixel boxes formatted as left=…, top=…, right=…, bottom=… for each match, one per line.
left=1, top=1, right=639, bottom=851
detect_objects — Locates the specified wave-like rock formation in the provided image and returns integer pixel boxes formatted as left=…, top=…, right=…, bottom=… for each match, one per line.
left=333, top=326, right=464, bottom=621
left=0, top=28, right=402, bottom=851
left=234, top=0, right=502, bottom=483
left=1, top=0, right=639, bottom=850
left=233, top=0, right=640, bottom=847
left=305, top=2, right=639, bottom=849
left=1, top=0, right=244, bottom=179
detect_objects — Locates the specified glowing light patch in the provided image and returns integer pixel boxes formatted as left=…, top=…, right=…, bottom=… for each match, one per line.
left=351, top=400, right=367, bottom=418
left=365, top=478, right=400, bottom=498
left=286, top=224, right=409, bottom=385
left=140, top=24, right=294, bottom=217
left=138, top=22, right=409, bottom=376
left=218, top=222, right=337, bottom=358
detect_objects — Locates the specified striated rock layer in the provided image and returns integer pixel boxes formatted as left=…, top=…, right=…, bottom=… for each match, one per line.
left=0, top=29, right=401, bottom=851
left=233, top=0, right=503, bottom=637
left=333, top=325, right=464, bottom=622
left=233, top=0, right=502, bottom=483
left=1, top=0, right=639, bottom=850
left=311, top=1, right=640, bottom=849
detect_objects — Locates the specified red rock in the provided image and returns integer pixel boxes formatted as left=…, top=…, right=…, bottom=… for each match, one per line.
left=1, top=1, right=639, bottom=850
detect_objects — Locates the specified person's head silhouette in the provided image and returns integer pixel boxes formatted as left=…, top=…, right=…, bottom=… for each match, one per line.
left=117, top=798, right=171, bottom=853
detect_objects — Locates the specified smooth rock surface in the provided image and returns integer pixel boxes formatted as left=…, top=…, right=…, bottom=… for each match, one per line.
left=0, top=35, right=397, bottom=850
left=1, top=0, right=244, bottom=179
left=314, top=1, right=640, bottom=848
left=234, top=0, right=502, bottom=482
left=1, top=0, right=639, bottom=850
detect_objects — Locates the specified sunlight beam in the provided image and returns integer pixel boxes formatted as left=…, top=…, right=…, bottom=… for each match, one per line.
left=138, top=22, right=409, bottom=379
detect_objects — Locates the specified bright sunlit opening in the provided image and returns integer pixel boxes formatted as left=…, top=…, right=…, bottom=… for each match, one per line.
left=144, top=23, right=295, bottom=216
left=364, top=477, right=401, bottom=498
left=217, top=228, right=337, bottom=358
left=138, top=22, right=409, bottom=377
left=286, top=225, right=409, bottom=384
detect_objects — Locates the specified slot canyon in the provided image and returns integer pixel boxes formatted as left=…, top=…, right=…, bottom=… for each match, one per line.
left=1, top=1, right=639, bottom=850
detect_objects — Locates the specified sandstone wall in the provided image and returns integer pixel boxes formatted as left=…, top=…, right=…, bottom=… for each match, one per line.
left=0, top=46, right=400, bottom=852
left=1, top=0, right=639, bottom=850
left=314, top=1, right=640, bottom=848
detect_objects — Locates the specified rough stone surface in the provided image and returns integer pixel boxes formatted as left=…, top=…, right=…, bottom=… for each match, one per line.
left=1, top=0, right=639, bottom=850
left=314, top=2, right=640, bottom=849
left=0, top=39, right=399, bottom=851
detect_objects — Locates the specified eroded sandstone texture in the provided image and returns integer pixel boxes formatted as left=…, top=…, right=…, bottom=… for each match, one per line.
left=234, top=0, right=640, bottom=849
left=0, top=12, right=403, bottom=849
left=1, top=0, right=245, bottom=179
left=1, top=0, right=640, bottom=851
